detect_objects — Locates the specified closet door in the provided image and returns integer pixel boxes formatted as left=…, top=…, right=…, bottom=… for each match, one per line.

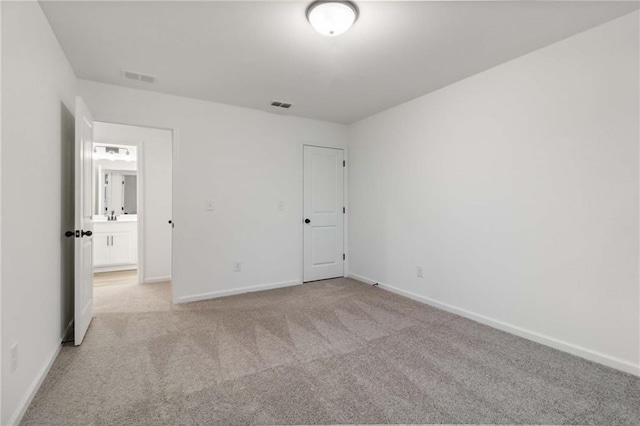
left=303, top=146, right=345, bottom=282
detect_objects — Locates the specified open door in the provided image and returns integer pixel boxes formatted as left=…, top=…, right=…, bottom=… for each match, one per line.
left=74, top=97, right=94, bottom=345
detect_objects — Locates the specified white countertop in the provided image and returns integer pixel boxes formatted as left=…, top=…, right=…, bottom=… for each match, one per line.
left=93, top=215, right=138, bottom=222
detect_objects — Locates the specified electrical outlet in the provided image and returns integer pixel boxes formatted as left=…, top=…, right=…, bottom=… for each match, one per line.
left=277, top=201, right=284, bottom=211
left=234, top=261, right=242, bottom=272
left=416, top=266, right=424, bottom=278
left=10, top=343, right=18, bottom=373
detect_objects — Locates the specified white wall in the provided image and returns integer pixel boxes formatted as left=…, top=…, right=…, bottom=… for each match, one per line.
left=79, top=80, right=348, bottom=302
left=348, top=12, right=639, bottom=375
left=1, top=1, right=77, bottom=423
left=93, top=122, right=173, bottom=282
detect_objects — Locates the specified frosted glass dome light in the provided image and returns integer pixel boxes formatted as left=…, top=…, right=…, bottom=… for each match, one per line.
left=307, top=1, right=358, bottom=37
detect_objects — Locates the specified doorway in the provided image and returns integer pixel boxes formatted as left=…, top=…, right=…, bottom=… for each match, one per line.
left=70, top=98, right=174, bottom=345
left=92, top=143, right=140, bottom=286
left=91, top=122, right=173, bottom=288
left=303, top=145, right=345, bottom=282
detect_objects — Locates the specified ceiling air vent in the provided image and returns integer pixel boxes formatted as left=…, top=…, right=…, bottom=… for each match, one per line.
left=271, top=101, right=293, bottom=109
left=122, top=70, right=157, bottom=84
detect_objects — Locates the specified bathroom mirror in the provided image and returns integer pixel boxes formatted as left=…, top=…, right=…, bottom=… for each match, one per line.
left=95, top=169, right=138, bottom=216
left=123, top=174, right=138, bottom=214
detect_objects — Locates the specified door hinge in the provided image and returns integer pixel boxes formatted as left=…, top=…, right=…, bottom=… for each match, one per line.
left=343, top=160, right=346, bottom=167
left=343, top=207, right=345, bottom=214
left=343, top=253, right=346, bottom=260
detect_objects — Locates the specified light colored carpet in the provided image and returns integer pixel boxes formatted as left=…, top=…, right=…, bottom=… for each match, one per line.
left=22, top=278, right=640, bottom=425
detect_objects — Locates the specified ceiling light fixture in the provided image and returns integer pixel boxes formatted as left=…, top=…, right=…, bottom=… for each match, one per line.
left=306, top=1, right=358, bottom=37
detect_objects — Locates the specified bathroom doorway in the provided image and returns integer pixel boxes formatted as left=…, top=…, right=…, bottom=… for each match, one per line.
left=91, top=122, right=173, bottom=290
left=92, top=143, right=140, bottom=286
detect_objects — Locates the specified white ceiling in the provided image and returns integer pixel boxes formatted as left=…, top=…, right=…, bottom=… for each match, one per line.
left=41, top=1, right=638, bottom=124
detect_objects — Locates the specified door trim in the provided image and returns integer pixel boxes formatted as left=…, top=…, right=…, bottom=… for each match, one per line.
left=301, top=144, right=348, bottom=283
left=90, top=114, right=178, bottom=301
left=92, top=119, right=175, bottom=289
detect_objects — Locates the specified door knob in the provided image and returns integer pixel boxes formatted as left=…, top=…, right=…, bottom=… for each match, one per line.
left=81, top=230, right=93, bottom=237
left=304, top=218, right=311, bottom=224
left=64, top=231, right=75, bottom=238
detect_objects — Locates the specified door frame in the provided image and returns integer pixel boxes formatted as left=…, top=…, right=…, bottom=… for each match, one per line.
left=301, top=144, right=349, bottom=283
left=91, top=116, right=177, bottom=290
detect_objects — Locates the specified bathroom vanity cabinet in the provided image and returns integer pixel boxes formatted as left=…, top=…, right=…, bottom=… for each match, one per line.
left=93, top=217, right=137, bottom=271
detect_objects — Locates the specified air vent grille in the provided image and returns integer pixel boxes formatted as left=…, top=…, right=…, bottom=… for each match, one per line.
left=139, top=74, right=155, bottom=83
left=123, top=71, right=139, bottom=80
left=271, top=100, right=293, bottom=109
left=122, top=70, right=157, bottom=84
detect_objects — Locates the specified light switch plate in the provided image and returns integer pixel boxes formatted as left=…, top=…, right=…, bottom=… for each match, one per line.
left=205, top=201, right=214, bottom=211
left=277, top=201, right=284, bottom=211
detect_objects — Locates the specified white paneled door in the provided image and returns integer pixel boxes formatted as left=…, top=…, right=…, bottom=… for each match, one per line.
left=74, top=97, right=95, bottom=345
left=303, top=146, right=344, bottom=282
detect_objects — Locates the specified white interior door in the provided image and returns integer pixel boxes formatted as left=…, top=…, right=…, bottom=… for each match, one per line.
left=303, top=146, right=344, bottom=282
left=74, top=97, right=94, bottom=345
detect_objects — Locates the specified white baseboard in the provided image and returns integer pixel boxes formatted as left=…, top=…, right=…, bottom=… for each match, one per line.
left=143, top=276, right=171, bottom=284
left=93, top=264, right=137, bottom=273
left=348, top=273, right=377, bottom=285
left=348, top=273, right=640, bottom=377
left=176, top=279, right=301, bottom=304
left=8, top=342, right=62, bottom=426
